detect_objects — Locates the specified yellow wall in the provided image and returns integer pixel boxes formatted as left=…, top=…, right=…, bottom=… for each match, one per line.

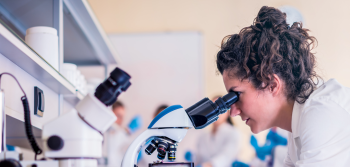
left=87, top=0, right=350, bottom=97
left=87, top=0, right=350, bottom=162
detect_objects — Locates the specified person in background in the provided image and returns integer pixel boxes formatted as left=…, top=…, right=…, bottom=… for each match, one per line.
left=195, top=96, right=241, bottom=167
left=153, top=105, right=169, bottom=118
left=101, top=101, right=142, bottom=167
left=249, top=127, right=288, bottom=167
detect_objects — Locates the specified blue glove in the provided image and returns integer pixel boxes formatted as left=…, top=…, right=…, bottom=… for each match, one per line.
left=232, top=161, right=249, bottom=167
left=184, top=151, right=193, bottom=162
left=250, top=135, right=259, bottom=149
left=267, top=130, right=287, bottom=146
left=6, top=145, right=15, bottom=151
left=256, top=144, right=274, bottom=160
left=250, top=135, right=272, bottom=161
left=128, top=115, right=143, bottom=134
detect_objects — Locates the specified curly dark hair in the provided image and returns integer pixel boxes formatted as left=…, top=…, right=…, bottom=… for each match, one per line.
left=216, top=6, right=320, bottom=104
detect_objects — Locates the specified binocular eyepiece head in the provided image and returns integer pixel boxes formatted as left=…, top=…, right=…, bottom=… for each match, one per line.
left=94, top=68, right=131, bottom=106
left=185, top=91, right=239, bottom=129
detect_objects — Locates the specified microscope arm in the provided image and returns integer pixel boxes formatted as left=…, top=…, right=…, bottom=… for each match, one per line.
left=121, top=128, right=188, bottom=167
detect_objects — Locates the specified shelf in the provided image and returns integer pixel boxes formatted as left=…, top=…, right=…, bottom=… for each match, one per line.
left=63, top=91, right=85, bottom=106
left=0, top=0, right=120, bottom=66
left=63, top=0, right=120, bottom=65
left=0, top=22, right=81, bottom=106
left=0, top=0, right=112, bottom=106
left=6, top=115, right=43, bottom=150
left=0, top=0, right=54, bottom=40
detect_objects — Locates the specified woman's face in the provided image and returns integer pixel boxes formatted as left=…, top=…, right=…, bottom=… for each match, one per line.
left=223, top=70, right=280, bottom=134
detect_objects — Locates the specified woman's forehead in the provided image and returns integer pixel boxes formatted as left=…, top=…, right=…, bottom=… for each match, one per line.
left=223, top=71, right=252, bottom=88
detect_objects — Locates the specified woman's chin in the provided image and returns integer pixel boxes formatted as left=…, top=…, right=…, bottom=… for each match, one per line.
left=250, top=125, right=262, bottom=134
left=251, top=128, right=260, bottom=134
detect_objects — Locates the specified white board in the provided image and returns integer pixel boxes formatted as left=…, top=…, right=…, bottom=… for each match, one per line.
left=108, top=32, right=204, bottom=162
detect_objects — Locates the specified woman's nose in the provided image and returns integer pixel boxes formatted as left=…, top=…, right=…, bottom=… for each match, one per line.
left=229, top=104, right=241, bottom=117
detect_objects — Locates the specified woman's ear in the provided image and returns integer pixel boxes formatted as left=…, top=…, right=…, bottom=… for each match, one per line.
left=270, top=74, right=282, bottom=96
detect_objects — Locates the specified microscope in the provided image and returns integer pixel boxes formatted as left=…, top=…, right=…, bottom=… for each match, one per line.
left=0, top=67, right=131, bottom=167
left=41, top=67, right=132, bottom=166
left=121, top=91, right=239, bottom=167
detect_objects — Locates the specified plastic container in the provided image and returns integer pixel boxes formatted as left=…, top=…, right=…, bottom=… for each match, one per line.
left=25, top=26, right=59, bottom=70
left=75, top=70, right=87, bottom=95
left=61, top=63, right=77, bottom=86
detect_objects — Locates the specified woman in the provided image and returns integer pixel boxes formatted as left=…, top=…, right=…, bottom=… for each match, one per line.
left=195, top=96, right=241, bottom=167
left=216, top=6, right=350, bottom=166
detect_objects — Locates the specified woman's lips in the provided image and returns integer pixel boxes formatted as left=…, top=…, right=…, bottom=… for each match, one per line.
left=245, top=118, right=250, bottom=125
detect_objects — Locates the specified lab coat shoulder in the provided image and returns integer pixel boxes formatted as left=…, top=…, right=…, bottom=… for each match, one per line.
left=221, top=123, right=241, bottom=139
left=284, top=135, right=296, bottom=167
left=195, top=123, right=241, bottom=167
left=196, top=124, right=240, bottom=146
left=294, top=79, right=350, bottom=166
left=210, top=124, right=241, bottom=167
left=306, top=79, right=350, bottom=109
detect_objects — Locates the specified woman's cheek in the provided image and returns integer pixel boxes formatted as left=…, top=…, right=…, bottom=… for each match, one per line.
left=229, top=104, right=240, bottom=117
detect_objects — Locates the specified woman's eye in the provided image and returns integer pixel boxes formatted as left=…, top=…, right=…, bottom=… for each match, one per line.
left=229, top=90, right=241, bottom=95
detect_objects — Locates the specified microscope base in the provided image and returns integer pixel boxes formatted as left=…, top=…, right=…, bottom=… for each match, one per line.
left=19, top=159, right=97, bottom=167
left=20, top=160, right=59, bottom=167
left=148, top=162, right=194, bottom=167
left=59, top=159, right=97, bottom=167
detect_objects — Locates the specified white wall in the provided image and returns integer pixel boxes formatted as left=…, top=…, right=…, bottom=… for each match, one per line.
left=109, top=32, right=204, bottom=124
left=79, top=32, right=204, bottom=162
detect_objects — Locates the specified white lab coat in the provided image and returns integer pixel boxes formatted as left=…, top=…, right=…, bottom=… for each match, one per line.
left=273, top=128, right=289, bottom=167
left=102, top=123, right=130, bottom=167
left=274, top=145, right=288, bottom=167
left=284, top=79, right=350, bottom=167
left=196, top=123, right=241, bottom=167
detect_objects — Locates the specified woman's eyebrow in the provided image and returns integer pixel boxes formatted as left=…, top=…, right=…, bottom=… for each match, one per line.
left=229, top=86, right=237, bottom=91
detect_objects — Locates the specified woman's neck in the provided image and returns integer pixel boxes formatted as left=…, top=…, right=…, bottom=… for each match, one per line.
left=275, top=99, right=294, bottom=132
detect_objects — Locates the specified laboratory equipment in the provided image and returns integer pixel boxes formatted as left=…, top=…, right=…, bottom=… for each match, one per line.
left=0, top=67, right=131, bottom=167
left=25, top=26, right=59, bottom=70
left=34, top=86, right=45, bottom=117
left=121, top=91, right=238, bottom=167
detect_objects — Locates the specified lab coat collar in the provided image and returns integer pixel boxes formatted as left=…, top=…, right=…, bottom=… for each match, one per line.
left=108, top=123, right=123, bottom=133
left=291, top=79, right=329, bottom=138
left=291, top=101, right=302, bottom=138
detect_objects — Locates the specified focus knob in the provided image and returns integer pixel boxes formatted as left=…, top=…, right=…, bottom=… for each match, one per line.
left=47, top=135, right=64, bottom=150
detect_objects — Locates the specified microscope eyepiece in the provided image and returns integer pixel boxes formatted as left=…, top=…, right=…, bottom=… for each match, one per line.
left=185, top=91, right=239, bottom=129
left=94, top=68, right=131, bottom=106
left=222, top=91, right=239, bottom=108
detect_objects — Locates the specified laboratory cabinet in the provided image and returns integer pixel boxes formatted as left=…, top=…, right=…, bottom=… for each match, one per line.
left=0, top=0, right=119, bottom=149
